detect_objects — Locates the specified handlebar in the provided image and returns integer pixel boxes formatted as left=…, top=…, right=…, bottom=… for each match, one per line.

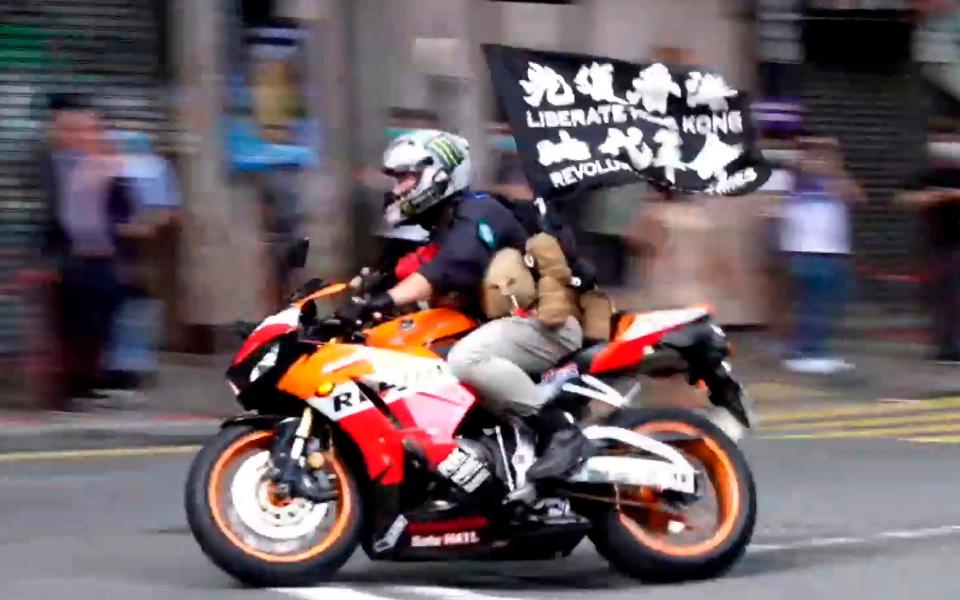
left=301, top=315, right=363, bottom=343
left=287, top=270, right=398, bottom=344
left=300, top=311, right=390, bottom=345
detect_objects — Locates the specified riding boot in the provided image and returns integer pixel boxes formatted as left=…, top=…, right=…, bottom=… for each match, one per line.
left=525, top=406, right=591, bottom=484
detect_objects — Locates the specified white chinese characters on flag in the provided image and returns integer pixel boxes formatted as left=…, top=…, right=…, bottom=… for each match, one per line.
left=483, top=44, right=771, bottom=202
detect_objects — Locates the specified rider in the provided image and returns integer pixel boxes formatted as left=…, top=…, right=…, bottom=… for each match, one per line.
left=340, top=129, right=589, bottom=489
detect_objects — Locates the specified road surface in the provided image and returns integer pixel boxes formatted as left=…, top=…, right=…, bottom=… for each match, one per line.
left=3, top=400, right=960, bottom=600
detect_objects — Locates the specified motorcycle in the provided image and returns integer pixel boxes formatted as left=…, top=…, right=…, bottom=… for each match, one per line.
left=184, top=242, right=757, bottom=587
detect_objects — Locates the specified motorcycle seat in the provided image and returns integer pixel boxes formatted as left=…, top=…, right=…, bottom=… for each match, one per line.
left=532, top=342, right=607, bottom=384
left=567, top=343, right=608, bottom=373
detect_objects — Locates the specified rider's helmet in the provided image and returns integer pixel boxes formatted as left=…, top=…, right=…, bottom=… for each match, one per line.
left=381, top=129, right=471, bottom=227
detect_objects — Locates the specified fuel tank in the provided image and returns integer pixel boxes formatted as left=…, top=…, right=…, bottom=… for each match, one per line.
left=364, top=308, right=477, bottom=351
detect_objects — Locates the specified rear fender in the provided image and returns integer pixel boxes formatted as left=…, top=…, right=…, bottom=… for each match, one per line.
left=659, top=317, right=730, bottom=370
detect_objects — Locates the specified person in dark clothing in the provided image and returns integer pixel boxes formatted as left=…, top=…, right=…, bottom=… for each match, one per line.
left=339, top=129, right=586, bottom=493
left=32, top=93, right=94, bottom=407
left=35, top=94, right=133, bottom=404
left=902, top=167, right=960, bottom=363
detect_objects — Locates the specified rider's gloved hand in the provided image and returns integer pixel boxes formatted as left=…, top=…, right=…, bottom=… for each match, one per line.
left=336, top=292, right=396, bottom=324
left=350, top=268, right=394, bottom=295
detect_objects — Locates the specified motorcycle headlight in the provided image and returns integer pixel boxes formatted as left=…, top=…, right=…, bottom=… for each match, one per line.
left=249, top=342, right=280, bottom=383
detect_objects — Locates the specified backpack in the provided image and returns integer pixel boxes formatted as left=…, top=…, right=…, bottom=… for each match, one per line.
left=479, top=193, right=614, bottom=342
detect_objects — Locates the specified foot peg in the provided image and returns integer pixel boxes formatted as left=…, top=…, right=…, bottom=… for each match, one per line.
left=505, top=483, right=537, bottom=505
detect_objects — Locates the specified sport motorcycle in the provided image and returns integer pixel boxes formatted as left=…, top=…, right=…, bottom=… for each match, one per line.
left=184, top=245, right=757, bottom=587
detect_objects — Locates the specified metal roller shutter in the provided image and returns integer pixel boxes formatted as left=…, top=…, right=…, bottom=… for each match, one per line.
left=0, top=0, right=174, bottom=355
left=801, top=65, right=927, bottom=309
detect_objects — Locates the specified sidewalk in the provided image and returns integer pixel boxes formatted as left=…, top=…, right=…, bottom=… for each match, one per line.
left=0, top=353, right=234, bottom=452
left=0, top=332, right=958, bottom=452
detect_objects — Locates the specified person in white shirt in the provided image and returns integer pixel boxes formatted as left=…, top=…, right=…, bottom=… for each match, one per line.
left=779, top=137, right=864, bottom=374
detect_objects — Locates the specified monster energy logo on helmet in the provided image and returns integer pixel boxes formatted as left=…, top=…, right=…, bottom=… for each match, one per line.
left=428, top=135, right=465, bottom=170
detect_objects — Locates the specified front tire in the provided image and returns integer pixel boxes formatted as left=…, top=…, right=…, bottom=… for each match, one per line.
left=185, top=425, right=363, bottom=587
left=588, top=407, right=756, bottom=582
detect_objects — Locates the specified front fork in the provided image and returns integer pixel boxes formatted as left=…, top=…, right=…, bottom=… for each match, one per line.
left=269, top=407, right=338, bottom=503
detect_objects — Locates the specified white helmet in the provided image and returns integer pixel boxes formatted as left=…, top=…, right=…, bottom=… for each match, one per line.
left=381, top=129, right=472, bottom=226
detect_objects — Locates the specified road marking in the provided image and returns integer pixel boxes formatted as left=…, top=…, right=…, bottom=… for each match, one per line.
left=760, top=422, right=960, bottom=441
left=879, top=526, right=960, bottom=539
left=747, top=382, right=835, bottom=402
left=748, top=524, right=960, bottom=554
left=760, top=412, right=960, bottom=432
left=0, top=445, right=200, bottom=463
left=757, top=396, right=960, bottom=425
left=749, top=537, right=862, bottom=553
left=876, top=398, right=923, bottom=404
left=263, top=526, right=960, bottom=599
left=904, top=436, right=960, bottom=444
left=392, top=585, right=524, bottom=600
left=272, top=587, right=396, bottom=600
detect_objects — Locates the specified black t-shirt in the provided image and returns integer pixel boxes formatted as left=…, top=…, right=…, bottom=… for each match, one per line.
left=418, top=193, right=529, bottom=298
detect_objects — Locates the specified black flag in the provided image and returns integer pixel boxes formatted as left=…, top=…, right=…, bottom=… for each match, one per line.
left=483, top=44, right=771, bottom=202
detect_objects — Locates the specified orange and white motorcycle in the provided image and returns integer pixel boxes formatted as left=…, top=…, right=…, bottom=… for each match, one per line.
left=185, top=261, right=757, bottom=587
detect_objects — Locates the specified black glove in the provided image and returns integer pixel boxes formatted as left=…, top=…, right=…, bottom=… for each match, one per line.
left=336, top=292, right=396, bottom=324
left=350, top=268, right=395, bottom=295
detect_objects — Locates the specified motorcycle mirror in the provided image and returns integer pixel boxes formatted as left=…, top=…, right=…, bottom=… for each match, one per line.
left=286, top=237, right=310, bottom=270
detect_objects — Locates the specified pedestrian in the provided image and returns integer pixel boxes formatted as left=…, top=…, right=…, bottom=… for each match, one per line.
left=101, top=131, right=182, bottom=390
left=780, top=137, right=865, bottom=374
left=25, top=93, right=90, bottom=409
left=899, top=166, right=960, bottom=364
left=53, top=99, right=138, bottom=405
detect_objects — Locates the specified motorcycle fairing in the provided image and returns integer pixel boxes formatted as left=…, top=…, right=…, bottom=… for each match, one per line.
left=232, top=283, right=348, bottom=367
left=587, top=306, right=712, bottom=374
left=278, top=344, right=477, bottom=486
left=232, top=307, right=300, bottom=366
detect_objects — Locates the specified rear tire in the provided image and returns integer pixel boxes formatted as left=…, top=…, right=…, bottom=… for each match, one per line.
left=185, top=425, right=364, bottom=587
left=587, top=407, right=756, bottom=582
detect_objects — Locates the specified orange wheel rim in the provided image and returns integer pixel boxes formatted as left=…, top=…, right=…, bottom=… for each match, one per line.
left=207, top=430, right=354, bottom=563
left=618, top=421, right=741, bottom=558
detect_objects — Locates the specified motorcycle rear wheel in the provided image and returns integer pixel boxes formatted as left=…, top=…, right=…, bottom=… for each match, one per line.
left=185, top=424, right=363, bottom=587
left=587, top=407, right=756, bottom=582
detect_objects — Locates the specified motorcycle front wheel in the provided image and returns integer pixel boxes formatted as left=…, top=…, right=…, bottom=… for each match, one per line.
left=587, top=407, right=756, bottom=582
left=184, top=425, right=364, bottom=587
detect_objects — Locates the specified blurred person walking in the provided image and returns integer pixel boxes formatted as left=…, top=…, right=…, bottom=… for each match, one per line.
left=900, top=165, right=960, bottom=364
left=101, top=131, right=183, bottom=390
left=780, top=137, right=864, bottom=374
left=29, top=94, right=98, bottom=408
left=40, top=96, right=138, bottom=406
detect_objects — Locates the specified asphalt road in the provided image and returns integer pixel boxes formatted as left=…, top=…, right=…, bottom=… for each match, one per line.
left=3, top=430, right=960, bottom=600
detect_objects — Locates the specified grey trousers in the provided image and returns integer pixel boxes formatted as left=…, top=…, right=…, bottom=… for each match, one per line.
left=448, top=316, right=583, bottom=417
